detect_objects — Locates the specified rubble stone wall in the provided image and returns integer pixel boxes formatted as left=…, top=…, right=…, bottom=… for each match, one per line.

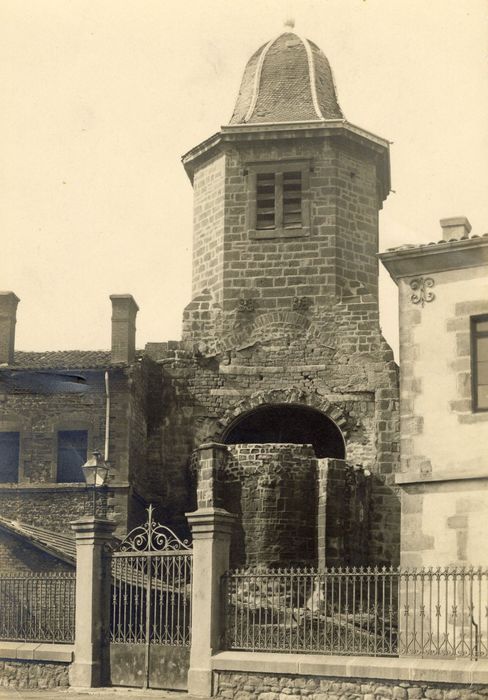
left=215, top=670, right=488, bottom=700
left=0, top=659, right=69, bottom=690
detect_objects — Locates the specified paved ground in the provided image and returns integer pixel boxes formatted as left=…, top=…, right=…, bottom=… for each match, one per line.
left=0, top=689, right=202, bottom=700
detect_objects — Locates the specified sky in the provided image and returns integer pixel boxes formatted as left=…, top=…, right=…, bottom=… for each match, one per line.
left=1, top=0, right=487, bottom=358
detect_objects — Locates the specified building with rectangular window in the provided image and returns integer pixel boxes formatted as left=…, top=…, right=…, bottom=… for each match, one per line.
left=0, top=28, right=403, bottom=574
left=380, top=216, right=488, bottom=567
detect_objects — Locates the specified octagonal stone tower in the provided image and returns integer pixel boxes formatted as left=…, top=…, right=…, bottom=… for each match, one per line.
left=182, top=29, right=391, bottom=350
left=147, top=28, right=400, bottom=568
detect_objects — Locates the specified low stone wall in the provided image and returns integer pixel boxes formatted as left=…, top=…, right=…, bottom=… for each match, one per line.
left=215, top=671, right=488, bottom=700
left=0, top=659, right=69, bottom=689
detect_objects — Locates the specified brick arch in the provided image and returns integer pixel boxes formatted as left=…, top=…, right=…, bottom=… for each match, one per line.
left=216, top=387, right=349, bottom=439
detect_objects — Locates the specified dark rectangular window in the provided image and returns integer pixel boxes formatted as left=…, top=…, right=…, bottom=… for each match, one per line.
left=256, top=173, right=276, bottom=230
left=255, top=170, right=303, bottom=231
left=0, top=432, right=20, bottom=483
left=283, top=171, right=302, bottom=228
left=471, top=315, right=488, bottom=411
left=57, top=430, right=88, bottom=482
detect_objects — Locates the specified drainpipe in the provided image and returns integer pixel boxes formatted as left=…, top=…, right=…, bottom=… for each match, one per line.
left=104, top=370, right=110, bottom=463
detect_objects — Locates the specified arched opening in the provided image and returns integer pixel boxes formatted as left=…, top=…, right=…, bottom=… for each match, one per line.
left=222, top=403, right=345, bottom=459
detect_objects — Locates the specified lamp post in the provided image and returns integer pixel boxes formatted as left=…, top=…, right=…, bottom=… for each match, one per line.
left=82, top=450, right=109, bottom=518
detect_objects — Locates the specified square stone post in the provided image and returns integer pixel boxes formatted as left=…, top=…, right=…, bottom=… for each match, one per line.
left=186, top=507, right=235, bottom=697
left=69, top=516, right=116, bottom=688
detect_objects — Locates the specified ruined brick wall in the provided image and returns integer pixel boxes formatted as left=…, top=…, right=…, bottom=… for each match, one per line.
left=317, top=459, right=372, bottom=568
left=146, top=305, right=400, bottom=566
left=224, top=443, right=317, bottom=567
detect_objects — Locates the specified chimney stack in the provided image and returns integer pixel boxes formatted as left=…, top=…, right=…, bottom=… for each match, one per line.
left=0, top=292, right=20, bottom=365
left=440, top=216, right=472, bottom=241
left=110, top=294, right=139, bottom=364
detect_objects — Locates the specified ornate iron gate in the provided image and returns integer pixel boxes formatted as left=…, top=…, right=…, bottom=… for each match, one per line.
left=109, top=505, right=192, bottom=690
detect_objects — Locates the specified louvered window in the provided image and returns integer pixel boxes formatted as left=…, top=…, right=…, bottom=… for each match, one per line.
left=256, top=173, right=276, bottom=230
left=248, top=162, right=310, bottom=239
left=283, top=171, right=302, bottom=228
left=255, top=171, right=303, bottom=231
left=472, top=315, right=488, bottom=411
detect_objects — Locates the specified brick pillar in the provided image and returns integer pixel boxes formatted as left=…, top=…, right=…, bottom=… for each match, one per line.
left=110, top=294, right=138, bottom=364
left=69, top=516, right=116, bottom=688
left=194, top=441, right=228, bottom=509
left=0, top=291, right=20, bottom=365
left=186, top=507, right=235, bottom=697
left=317, top=458, right=348, bottom=569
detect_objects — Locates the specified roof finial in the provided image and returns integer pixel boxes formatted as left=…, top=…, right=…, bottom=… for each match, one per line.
left=284, top=18, right=295, bottom=30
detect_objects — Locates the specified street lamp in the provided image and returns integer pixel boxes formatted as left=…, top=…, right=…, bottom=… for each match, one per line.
left=82, top=450, right=109, bottom=517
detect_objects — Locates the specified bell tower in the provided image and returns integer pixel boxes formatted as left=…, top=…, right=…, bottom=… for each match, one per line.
left=181, top=28, right=390, bottom=346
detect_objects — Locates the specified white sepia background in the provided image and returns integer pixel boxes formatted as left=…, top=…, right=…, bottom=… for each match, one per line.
left=1, top=0, right=487, bottom=359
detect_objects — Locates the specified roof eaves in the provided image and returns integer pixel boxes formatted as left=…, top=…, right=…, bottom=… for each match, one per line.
left=0, top=517, right=75, bottom=566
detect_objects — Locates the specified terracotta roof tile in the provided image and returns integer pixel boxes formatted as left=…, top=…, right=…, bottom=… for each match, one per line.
left=8, top=350, right=142, bottom=369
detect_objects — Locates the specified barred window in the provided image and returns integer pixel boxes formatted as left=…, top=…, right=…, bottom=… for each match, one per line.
left=0, top=432, right=19, bottom=483
left=471, top=315, right=488, bottom=411
left=57, top=430, right=88, bottom=482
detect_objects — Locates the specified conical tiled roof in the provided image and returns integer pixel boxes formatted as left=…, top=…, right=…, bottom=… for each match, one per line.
left=230, top=31, right=343, bottom=125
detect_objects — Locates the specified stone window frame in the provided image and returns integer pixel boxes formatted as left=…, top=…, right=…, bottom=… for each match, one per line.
left=471, top=313, right=488, bottom=413
left=52, top=419, right=94, bottom=484
left=0, top=417, right=25, bottom=483
left=246, top=159, right=311, bottom=240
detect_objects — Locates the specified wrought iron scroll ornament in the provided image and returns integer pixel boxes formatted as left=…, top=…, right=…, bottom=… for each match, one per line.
left=117, top=504, right=191, bottom=553
left=410, top=277, right=435, bottom=307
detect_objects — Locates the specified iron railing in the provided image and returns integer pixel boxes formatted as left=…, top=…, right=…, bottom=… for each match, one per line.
left=110, top=553, right=192, bottom=646
left=223, top=567, right=488, bottom=659
left=0, top=572, right=75, bottom=643
left=110, top=505, right=193, bottom=647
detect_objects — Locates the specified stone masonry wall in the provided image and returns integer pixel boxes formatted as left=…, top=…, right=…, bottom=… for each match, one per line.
left=224, top=443, right=317, bottom=567
left=0, top=659, right=69, bottom=690
left=146, top=304, right=400, bottom=566
left=215, top=671, right=488, bottom=700
left=317, top=459, right=372, bottom=568
left=192, top=152, right=226, bottom=302
left=218, top=138, right=380, bottom=316
left=0, top=362, right=156, bottom=551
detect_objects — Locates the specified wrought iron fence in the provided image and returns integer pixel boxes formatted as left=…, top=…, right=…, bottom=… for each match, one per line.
left=0, top=572, right=75, bottom=643
left=223, top=567, right=488, bottom=659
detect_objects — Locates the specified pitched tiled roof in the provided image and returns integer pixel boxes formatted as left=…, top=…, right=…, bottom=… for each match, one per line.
left=385, top=232, right=488, bottom=253
left=230, top=31, right=343, bottom=125
left=0, top=516, right=76, bottom=565
left=9, top=350, right=142, bottom=369
left=11, top=350, right=111, bottom=369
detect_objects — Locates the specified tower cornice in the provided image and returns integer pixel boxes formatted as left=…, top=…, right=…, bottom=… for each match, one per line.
left=181, top=120, right=391, bottom=201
